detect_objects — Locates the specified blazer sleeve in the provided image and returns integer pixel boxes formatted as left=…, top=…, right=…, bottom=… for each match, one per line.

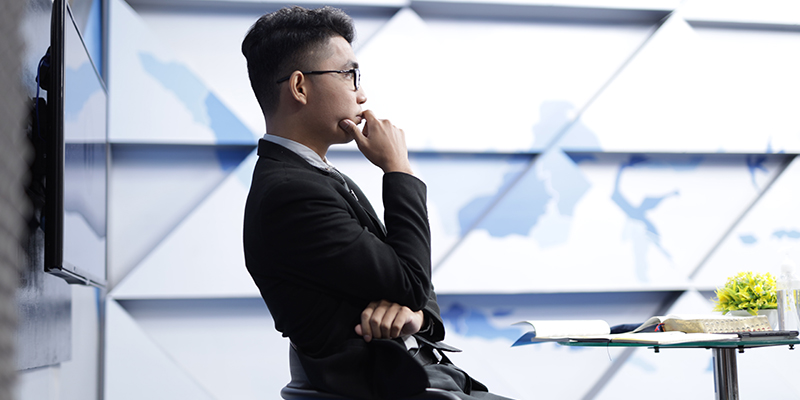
left=254, top=170, right=433, bottom=311
left=419, top=291, right=446, bottom=342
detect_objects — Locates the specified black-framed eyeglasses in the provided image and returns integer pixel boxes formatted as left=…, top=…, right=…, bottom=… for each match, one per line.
left=276, top=68, right=360, bottom=91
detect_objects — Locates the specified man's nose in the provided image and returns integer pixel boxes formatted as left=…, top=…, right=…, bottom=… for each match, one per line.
left=356, top=86, right=367, bottom=104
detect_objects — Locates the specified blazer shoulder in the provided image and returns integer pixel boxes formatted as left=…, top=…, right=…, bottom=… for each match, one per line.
left=251, top=158, right=330, bottom=194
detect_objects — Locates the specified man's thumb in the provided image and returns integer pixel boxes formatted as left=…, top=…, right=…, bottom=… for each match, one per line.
left=339, top=119, right=361, bottom=137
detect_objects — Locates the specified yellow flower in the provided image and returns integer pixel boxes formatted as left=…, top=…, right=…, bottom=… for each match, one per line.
left=712, top=272, right=777, bottom=315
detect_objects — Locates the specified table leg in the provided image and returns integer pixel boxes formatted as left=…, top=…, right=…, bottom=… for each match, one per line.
left=712, top=348, right=739, bottom=400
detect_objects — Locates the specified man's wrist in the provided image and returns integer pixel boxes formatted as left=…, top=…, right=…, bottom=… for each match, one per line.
left=382, top=161, right=413, bottom=175
left=416, top=313, right=434, bottom=337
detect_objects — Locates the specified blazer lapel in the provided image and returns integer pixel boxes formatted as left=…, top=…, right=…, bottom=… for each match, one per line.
left=341, top=174, right=387, bottom=238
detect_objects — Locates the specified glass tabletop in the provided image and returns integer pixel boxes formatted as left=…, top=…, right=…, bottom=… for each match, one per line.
left=559, top=338, right=800, bottom=349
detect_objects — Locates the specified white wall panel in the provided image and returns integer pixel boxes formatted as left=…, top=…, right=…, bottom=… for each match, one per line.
left=358, top=8, right=655, bottom=152
left=693, top=156, right=800, bottom=288
left=682, top=0, right=800, bottom=25
left=410, top=0, right=678, bottom=8
left=111, top=150, right=259, bottom=299
left=119, top=299, right=290, bottom=400
left=415, top=153, right=533, bottom=265
left=132, top=6, right=396, bottom=138
left=568, top=15, right=800, bottom=153
left=59, top=286, right=101, bottom=400
left=108, top=145, right=250, bottom=289
left=105, top=300, right=217, bottom=400
left=433, top=153, right=784, bottom=293
left=109, top=0, right=257, bottom=144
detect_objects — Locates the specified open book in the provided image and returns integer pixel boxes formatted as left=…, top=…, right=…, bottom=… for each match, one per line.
left=631, top=314, right=771, bottom=334
left=512, top=320, right=610, bottom=345
left=512, top=315, right=766, bottom=346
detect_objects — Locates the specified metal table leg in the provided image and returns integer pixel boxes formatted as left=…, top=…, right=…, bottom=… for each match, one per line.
left=712, top=348, right=739, bottom=400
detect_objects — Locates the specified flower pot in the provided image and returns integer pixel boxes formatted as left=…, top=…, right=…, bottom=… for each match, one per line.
left=728, top=309, right=779, bottom=330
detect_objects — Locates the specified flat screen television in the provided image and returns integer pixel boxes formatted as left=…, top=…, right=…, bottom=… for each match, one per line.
left=45, top=0, right=107, bottom=288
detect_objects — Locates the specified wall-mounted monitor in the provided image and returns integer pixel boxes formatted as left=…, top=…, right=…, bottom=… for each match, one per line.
left=45, top=0, right=107, bottom=288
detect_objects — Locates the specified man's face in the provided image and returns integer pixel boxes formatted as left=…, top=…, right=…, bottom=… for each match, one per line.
left=303, top=36, right=368, bottom=146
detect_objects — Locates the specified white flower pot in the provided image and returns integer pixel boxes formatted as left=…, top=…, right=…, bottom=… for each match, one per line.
left=729, top=309, right=779, bottom=330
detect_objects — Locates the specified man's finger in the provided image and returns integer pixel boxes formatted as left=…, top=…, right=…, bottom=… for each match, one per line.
left=368, top=301, right=390, bottom=340
left=338, top=119, right=361, bottom=137
left=357, top=300, right=421, bottom=342
left=359, top=300, right=380, bottom=342
left=357, top=301, right=374, bottom=341
left=388, top=305, right=409, bottom=338
left=378, top=303, right=402, bottom=339
left=360, top=109, right=376, bottom=124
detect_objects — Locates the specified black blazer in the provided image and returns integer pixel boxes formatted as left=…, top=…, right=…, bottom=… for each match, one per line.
left=243, top=140, right=446, bottom=399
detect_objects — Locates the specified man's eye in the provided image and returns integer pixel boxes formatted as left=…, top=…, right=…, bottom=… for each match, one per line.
left=343, top=71, right=354, bottom=78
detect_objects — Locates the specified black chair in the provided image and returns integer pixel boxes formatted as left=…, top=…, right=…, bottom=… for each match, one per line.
left=280, top=386, right=462, bottom=400
left=281, top=346, right=461, bottom=400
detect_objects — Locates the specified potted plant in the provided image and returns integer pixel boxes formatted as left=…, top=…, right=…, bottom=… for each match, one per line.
left=712, top=271, right=778, bottom=328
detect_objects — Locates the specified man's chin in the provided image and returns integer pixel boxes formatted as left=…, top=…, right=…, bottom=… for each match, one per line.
left=334, top=135, right=355, bottom=145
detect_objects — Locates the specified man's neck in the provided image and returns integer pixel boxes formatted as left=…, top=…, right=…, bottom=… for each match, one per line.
left=262, top=133, right=332, bottom=170
left=266, top=120, right=329, bottom=159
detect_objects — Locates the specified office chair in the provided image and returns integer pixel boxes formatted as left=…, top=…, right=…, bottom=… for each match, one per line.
left=280, top=386, right=462, bottom=400
left=281, top=345, right=461, bottom=400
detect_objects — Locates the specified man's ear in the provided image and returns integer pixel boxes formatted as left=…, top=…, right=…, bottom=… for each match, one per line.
left=288, top=71, right=308, bottom=105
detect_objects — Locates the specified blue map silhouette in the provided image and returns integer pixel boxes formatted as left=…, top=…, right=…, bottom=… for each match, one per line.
left=139, top=53, right=254, bottom=145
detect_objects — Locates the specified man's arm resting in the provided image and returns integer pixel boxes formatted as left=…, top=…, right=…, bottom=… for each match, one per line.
left=354, top=296, right=445, bottom=343
left=355, top=300, right=424, bottom=342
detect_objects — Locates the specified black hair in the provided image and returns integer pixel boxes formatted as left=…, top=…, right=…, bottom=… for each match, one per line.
left=242, top=6, right=355, bottom=117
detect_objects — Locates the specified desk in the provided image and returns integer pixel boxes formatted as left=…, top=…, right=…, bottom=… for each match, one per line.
left=559, top=338, right=800, bottom=400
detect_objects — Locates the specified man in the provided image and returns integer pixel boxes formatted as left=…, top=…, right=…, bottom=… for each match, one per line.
left=242, top=6, right=512, bottom=400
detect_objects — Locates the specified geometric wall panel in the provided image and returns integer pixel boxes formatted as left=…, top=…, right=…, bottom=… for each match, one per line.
left=566, top=14, right=800, bottom=153
left=108, top=144, right=252, bottom=289
left=358, top=8, right=656, bottom=153
left=108, top=0, right=257, bottom=145
left=433, top=153, right=786, bottom=293
left=105, top=300, right=217, bottom=400
left=131, top=6, right=395, bottom=138
left=693, top=155, right=800, bottom=288
left=118, top=298, right=290, bottom=400
left=110, top=150, right=259, bottom=299
left=681, top=0, right=800, bottom=26
left=414, top=153, right=533, bottom=265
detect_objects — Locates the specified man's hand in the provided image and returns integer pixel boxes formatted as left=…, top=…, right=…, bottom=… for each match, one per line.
left=355, top=300, right=424, bottom=343
left=339, top=110, right=413, bottom=175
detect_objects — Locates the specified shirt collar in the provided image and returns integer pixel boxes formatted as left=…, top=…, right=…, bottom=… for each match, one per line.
left=262, top=133, right=334, bottom=172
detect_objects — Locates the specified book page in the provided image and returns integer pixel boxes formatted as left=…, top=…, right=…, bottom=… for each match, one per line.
left=516, top=320, right=610, bottom=338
